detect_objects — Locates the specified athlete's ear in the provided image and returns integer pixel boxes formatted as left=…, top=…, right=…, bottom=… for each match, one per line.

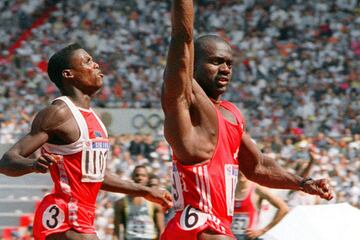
left=62, top=69, right=74, bottom=79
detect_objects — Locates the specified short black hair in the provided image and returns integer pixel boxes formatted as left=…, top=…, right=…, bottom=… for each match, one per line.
left=47, top=43, right=82, bottom=90
left=194, top=34, right=229, bottom=65
left=131, top=164, right=148, bottom=179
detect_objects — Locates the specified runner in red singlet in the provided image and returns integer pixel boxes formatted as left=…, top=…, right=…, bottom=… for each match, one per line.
left=160, top=1, right=333, bottom=239
left=0, top=43, right=172, bottom=240
left=232, top=173, right=288, bottom=240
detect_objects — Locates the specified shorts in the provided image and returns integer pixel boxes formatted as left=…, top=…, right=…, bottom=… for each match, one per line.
left=160, top=206, right=235, bottom=240
left=33, top=194, right=96, bottom=240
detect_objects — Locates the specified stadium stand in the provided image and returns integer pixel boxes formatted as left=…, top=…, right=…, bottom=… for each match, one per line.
left=0, top=0, right=359, bottom=239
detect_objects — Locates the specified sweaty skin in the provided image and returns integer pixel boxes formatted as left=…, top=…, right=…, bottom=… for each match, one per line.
left=162, top=0, right=332, bottom=239
left=0, top=48, right=172, bottom=240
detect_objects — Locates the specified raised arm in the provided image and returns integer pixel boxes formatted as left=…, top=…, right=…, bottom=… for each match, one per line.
left=161, top=0, right=202, bottom=160
left=238, top=133, right=333, bottom=200
left=161, top=0, right=194, bottom=112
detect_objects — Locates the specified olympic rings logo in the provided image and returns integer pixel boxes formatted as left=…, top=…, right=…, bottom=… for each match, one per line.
left=131, top=113, right=164, bottom=130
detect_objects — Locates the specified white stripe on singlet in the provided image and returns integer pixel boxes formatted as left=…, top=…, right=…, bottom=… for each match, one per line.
left=193, top=165, right=212, bottom=214
left=193, top=167, right=203, bottom=211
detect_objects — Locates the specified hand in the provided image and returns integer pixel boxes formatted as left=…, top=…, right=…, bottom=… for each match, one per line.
left=144, top=188, right=173, bottom=212
left=32, top=153, right=58, bottom=173
left=245, top=228, right=266, bottom=240
left=308, top=146, right=319, bottom=162
left=302, top=178, right=333, bottom=200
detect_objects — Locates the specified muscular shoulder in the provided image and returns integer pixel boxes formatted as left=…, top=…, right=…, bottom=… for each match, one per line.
left=32, top=100, right=72, bottom=133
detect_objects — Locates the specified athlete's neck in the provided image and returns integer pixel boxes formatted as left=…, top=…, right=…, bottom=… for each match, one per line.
left=209, top=97, right=222, bottom=106
left=66, top=94, right=91, bottom=109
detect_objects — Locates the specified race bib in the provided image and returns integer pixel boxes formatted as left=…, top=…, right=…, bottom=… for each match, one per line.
left=225, top=164, right=239, bottom=216
left=180, top=205, right=208, bottom=231
left=42, top=204, right=65, bottom=230
left=231, top=213, right=249, bottom=235
left=172, top=164, right=184, bottom=210
left=81, top=139, right=109, bottom=182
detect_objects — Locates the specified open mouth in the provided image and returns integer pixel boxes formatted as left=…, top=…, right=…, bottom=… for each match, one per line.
left=217, top=77, right=229, bottom=86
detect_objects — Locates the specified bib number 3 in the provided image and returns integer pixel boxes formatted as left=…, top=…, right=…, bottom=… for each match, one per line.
left=180, top=205, right=207, bottom=231
left=42, top=204, right=65, bottom=230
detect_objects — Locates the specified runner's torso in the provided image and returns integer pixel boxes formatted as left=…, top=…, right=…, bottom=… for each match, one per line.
left=124, top=197, right=157, bottom=240
left=42, top=96, right=109, bottom=219
left=171, top=100, right=245, bottom=235
left=232, top=183, right=258, bottom=236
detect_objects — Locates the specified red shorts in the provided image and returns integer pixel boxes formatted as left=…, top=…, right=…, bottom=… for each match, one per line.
left=161, top=206, right=235, bottom=240
left=33, top=194, right=96, bottom=240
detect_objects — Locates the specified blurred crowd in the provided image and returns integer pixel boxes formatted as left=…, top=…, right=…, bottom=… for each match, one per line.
left=90, top=131, right=360, bottom=239
left=0, top=0, right=359, bottom=239
left=0, top=0, right=359, bottom=143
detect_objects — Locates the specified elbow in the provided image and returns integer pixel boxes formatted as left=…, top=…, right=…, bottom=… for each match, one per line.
left=0, top=153, right=14, bottom=176
left=280, top=204, right=289, bottom=216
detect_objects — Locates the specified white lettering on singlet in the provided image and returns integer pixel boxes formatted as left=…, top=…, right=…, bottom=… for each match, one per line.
left=172, top=164, right=185, bottom=211
left=225, top=164, right=239, bottom=216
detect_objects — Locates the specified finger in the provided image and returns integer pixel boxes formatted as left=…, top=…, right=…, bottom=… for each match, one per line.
left=33, top=162, right=49, bottom=173
left=37, top=157, right=54, bottom=167
left=318, top=181, right=334, bottom=200
left=163, top=198, right=173, bottom=209
left=164, top=192, right=173, bottom=201
left=42, top=154, right=58, bottom=164
left=246, top=232, right=255, bottom=239
left=319, top=187, right=333, bottom=200
left=161, top=201, right=172, bottom=212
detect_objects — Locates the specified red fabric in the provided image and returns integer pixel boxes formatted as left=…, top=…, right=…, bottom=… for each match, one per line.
left=2, top=227, right=16, bottom=239
left=162, top=100, right=245, bottom=238
left=233, top=183, right=258, bottom=229
left=161, top=211, right=236, bottom=240
left=37, top=60, right=48, bottom=72
left=33, top=195, right=97, bottom=240
left=19, top=214, right=33, bottom=227
left=33, top=109, right=107, bottom=239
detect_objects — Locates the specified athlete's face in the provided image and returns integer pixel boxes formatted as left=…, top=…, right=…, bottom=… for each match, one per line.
left=67, top=49, right=104, bottom=95
left=148, top=178, right=160, bottom=188
left=194, top=40, right=233, bottom=100
left=133, top=167, right=149, bottom=185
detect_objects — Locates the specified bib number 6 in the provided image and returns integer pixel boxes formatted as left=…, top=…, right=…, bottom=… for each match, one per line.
left=180, top=205, right=207, bottom=231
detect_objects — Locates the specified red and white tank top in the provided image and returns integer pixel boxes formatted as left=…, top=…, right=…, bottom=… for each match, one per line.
left=41, top=96, right=109, bottom=220
left=232, top=183, right=258, bottom=235
left=171, top=100, right=245, bottom=235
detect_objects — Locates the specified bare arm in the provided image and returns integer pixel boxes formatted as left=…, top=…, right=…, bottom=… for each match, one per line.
left=239, top=133, right=303, bottom=189
left=154, top=204, right=165, bottom=235
left=101, top=171, right=173, bottom=211
left=253, top=186, right=288, bottom=234
left=299, top=149, right=316, bottom=178
left=161, top=0, right=195, bottom=148
left=102, top=171, right=153, bottom=196
left=162, top=0, right=194, bottom=109
left=113, top=199, right=125, bottom=240
left=0, top=105, right=68, bottom=176
left=239, top=133, right=333, bottom=200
